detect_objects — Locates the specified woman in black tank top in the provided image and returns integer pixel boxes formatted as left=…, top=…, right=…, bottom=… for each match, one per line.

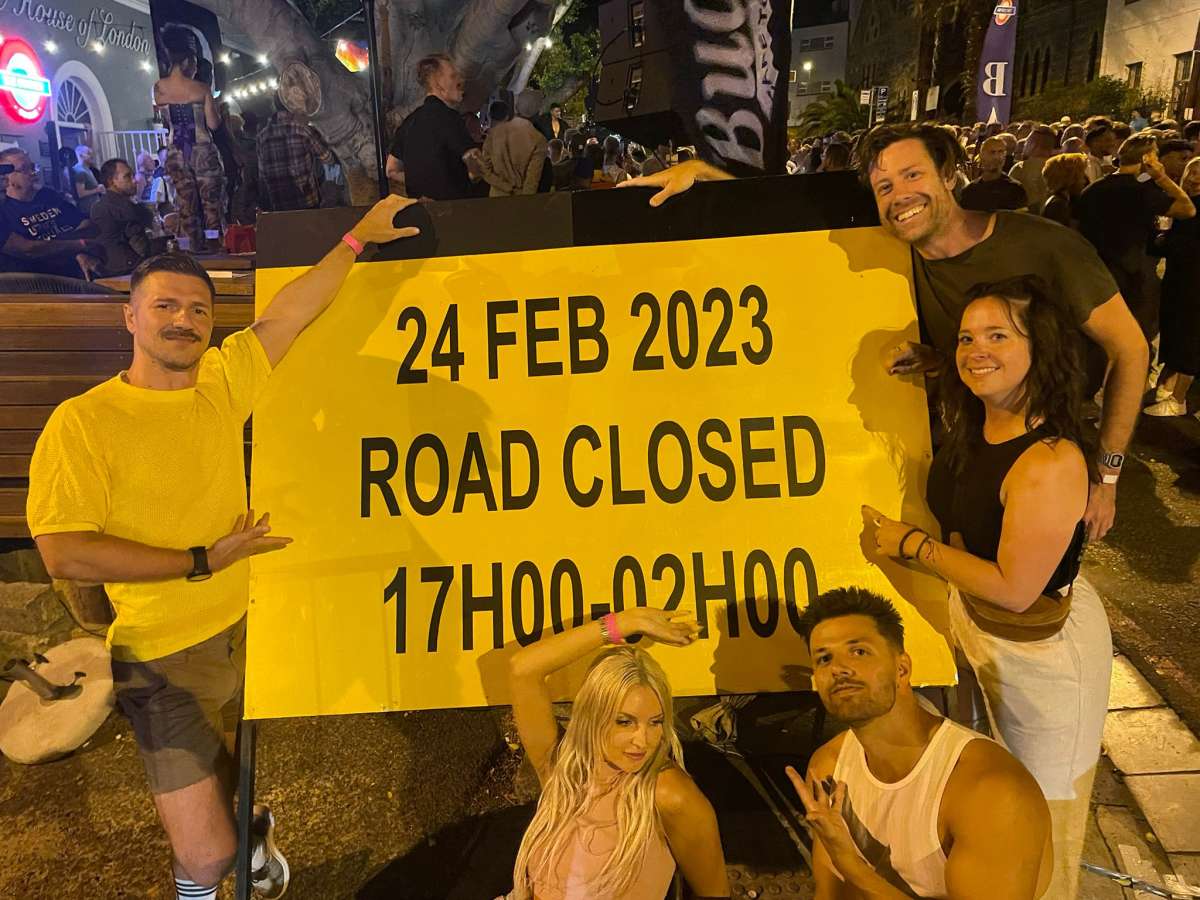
left=862, top=275, right=1113, bottom=900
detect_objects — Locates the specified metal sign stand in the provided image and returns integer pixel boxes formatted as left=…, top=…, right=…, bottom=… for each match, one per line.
left=234, top=718, right=258, bottom=900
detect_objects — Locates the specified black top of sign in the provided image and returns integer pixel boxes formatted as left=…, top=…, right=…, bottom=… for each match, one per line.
left=257, top=173, right=880, bottom=269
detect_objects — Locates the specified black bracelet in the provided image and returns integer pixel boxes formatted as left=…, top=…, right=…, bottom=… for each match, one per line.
left=898, top=527, right=924, bottom=560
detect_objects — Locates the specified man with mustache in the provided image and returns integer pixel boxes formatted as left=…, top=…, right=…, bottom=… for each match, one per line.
left=26, top=194, right=421, bottom=900
left=788, top=587, right=1051, bottom=899
left=621, top=123, right=1148, bottom=542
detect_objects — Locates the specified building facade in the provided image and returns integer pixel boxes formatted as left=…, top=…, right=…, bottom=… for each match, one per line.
left=1012, top=0, right=1108, bottom=112
left=1100, top=0, right=1200, bottom=110
left=845, top=0, right=924, bottom=120
left=0, top=0, right=159, bottom=180
left=788, top=20, right=851, bottom=123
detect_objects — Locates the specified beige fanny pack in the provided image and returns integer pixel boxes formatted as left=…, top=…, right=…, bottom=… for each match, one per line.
left=961, top=586, right=1072, bottom=642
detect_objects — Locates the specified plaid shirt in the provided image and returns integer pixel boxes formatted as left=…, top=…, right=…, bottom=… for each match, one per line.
left=256, top=113, right=335, bottom=211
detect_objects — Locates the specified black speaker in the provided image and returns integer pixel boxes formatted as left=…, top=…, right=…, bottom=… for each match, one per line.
left=594, top=0, right=688, bottom=145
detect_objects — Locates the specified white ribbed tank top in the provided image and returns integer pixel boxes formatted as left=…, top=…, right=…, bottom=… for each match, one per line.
left=832, top=718, right=986, bottom=898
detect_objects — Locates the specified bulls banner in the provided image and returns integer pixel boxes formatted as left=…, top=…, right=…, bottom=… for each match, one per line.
left=244, top=183, right=954, bottom=719
left=976, top=2, right=1018, bottom=125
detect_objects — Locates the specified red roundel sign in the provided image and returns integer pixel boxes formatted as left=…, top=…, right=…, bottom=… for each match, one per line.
left=0, top=38, right=51, bottom=123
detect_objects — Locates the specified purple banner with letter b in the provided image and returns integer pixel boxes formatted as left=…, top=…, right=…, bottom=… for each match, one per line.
left=976, top=2, right=1019, bottom=125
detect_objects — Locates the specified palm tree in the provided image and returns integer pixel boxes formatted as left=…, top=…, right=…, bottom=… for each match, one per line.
left=796, top=80, right=869, bottom=137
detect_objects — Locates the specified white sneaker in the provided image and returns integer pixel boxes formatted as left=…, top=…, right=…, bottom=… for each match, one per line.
left=250, top=805, right=290, bottom=898
left=1144, top=397, right=1186, bottom=417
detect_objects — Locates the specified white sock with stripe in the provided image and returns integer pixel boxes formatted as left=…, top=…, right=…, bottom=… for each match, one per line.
left=174, top=875, right=217, bottom=899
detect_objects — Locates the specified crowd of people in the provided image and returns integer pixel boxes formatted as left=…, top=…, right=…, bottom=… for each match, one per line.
left=0, top=26, right=346, bottom=282
left=14, top=37, right=1200, bottom=900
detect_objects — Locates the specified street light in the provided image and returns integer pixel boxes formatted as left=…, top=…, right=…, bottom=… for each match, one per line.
left=802, top=60, right=813, bottom=73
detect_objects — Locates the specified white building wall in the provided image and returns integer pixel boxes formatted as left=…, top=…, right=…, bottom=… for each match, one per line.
left=1101, top=0, right=1200, bottom=96
left=788, top=20, right=851, bottom=124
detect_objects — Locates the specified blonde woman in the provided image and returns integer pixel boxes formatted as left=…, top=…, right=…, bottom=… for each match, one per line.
left=1039, top=152, right=1089, bottom=228
left=508, top=608, right=730, bottom=900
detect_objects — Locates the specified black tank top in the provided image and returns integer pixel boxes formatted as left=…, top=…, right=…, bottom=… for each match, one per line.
left=926, top=428, right=1085, bottom=594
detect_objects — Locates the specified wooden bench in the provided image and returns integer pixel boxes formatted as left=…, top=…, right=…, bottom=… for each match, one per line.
left=0, top=293, right=254, bottom=537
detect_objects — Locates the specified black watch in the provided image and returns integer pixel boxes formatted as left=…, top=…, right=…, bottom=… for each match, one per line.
left=186, top=546, right=213, bottom=582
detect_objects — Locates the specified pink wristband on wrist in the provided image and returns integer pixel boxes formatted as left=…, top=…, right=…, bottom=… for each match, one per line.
left=601, top=612, right=624, bottom=645
left=341, top=232, right=365, bottom=256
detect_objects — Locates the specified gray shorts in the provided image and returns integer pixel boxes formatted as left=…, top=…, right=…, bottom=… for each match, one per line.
left=112, top=618, right=245, bottom=795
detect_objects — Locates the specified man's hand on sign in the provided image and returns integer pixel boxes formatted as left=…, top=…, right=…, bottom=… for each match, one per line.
left=883, top=341, right=942, bottom=376
left=208, top=509, right=292, bottom=572
left=617, top=608, right=701, bottom=647
left=616, top=159, right=733, bottom=207
left=349, top=195, right=422, bottom=246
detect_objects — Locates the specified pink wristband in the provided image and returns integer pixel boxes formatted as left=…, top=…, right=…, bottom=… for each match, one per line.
left=602, top=612, right=623, bottom=645
left=341, top=232, right=365, bottom=256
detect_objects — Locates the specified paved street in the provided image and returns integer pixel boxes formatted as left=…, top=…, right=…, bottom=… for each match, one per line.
left=1, top=391, right=1198, bottom=899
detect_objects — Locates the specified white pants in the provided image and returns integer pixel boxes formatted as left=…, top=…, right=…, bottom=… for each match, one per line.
left=949, top=576, right=1112, bottom=899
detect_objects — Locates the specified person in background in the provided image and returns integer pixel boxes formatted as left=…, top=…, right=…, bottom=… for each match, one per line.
left=1146, top=155, right=1200, bottom=417
left=479, top=98, right=547, bottom=197
left=1131, top=109, right=1149, bottom=132
left=1083, top=121, right=1118, bottom=183
left=1157, top=138, right=1194, bottom=184
left=256, top=94, right=335, bottom=212
left=507, top=607, right=730, bottom=899
left=1184, top=120, right=1200, bottom=154
left=639, top=142, right=672, bottom=177
left=547, top=139, right=573, bottom=192
left=1008, top=125, right=1056, bottom=210
left=1076, top=134, right=1195, bottom=342
left=153, top=26, right=225, bottom=251
left=601, top=135, right=628, bottom=184
left=818, top=142, right=850, bottom=173
left=386, top=54, right=482, bottom=200
left=0, top=147, right=98, bottom=278
left=91, top=157, right=164, bottom=277
left=134, top=151, right=159, bottom=205
left=793, top=588, right=1052, bottom=900
left=960, top=136, right=1027, bottom=212
left=57, top=146, right=79, bottom=205
left=1040, top=152, right=1089, bottom=229
left=227, top=114, right=259, bottom=224
left=72, top=145, right=105, bottom=216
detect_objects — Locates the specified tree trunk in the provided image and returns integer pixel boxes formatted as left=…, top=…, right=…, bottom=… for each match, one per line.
left=194, top=0, right=560, bottom=202
left=193, top=0, right=380, bottom=202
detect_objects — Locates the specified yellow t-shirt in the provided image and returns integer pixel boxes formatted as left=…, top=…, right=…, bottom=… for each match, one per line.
left=27, top=328, right=272, bottom=662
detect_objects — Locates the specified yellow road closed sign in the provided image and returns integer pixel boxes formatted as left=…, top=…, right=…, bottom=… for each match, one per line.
left=246, top=226, right=955, bottom=718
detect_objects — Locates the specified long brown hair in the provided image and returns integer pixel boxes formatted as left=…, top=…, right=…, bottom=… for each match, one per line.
left=937, top=275, right=1095, bottom=476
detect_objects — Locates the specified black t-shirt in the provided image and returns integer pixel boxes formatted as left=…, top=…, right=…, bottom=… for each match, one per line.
left=0, top=188, right=87, bottom=277
left=1, top=187, right=85, bottom=241
left=960, top=175, right=1028, bottom=212
left=1075, top=173, right=1173, bottom=282
left=913, top=211, right=1117, bottom=354
left=389, top=95, right=477, bottom=201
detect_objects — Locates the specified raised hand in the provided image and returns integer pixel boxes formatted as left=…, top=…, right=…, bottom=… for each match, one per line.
left=785, top=767, right=862, bottom=872
left=208, top=509, right=292, bottom=572
left=618, top=608, right=701, bottom=646
left=883, top=340, right=942, bottom=376
left=350, top=194, right=422, bottom=246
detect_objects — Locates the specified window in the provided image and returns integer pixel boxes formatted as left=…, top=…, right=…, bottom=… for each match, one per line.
left=1042, top=47, right=1051, bottom=90
left=1175, top=52, right=1192, bottom=85
left=1087, top=32, right=1099, bottom=82
left=798, top=35, right=835, bottom=51
left=1127, top=62, right=1143, bottom=89
left=1019, top=52, right=1029, bottom=97
left=1031, top=48, right=1041, bottom=94
left=790, top=69, right=798, bottom=83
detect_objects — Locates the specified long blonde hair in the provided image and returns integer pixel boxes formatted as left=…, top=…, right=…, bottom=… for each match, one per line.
left=511, top=646, right=684, bottom=899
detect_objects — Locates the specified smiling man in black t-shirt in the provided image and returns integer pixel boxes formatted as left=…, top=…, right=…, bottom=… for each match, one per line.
left=621, top=123, right=1150, bottom=543
left=1075, top=134, right=1195, bottom=340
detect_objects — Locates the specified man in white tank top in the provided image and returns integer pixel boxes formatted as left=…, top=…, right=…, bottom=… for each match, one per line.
left=788, top=588, right=1053, bottom=899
